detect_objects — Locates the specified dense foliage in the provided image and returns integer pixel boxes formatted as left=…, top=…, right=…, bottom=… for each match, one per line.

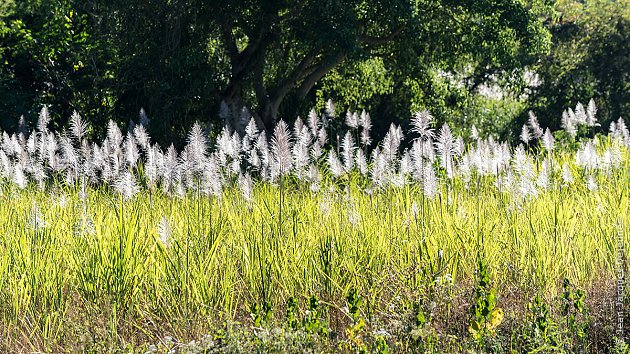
left=0, top=0, right=555, bottom=145
left=526, top=0, right=630, bottom=134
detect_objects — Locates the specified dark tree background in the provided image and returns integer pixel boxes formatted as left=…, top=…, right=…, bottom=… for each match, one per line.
left=0, top=0, right=626, bottom=146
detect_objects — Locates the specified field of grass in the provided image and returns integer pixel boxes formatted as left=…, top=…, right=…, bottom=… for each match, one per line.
left=0, top=105, right=628, bottom=352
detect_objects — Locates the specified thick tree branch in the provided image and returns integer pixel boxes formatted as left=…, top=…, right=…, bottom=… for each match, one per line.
left=270, top=45, right=323, bottom=102
left=253, top=55, right=270, bottom=113
left=296, top=51, right=347, bottom=100
left=219, top=20, right=239, bottom=59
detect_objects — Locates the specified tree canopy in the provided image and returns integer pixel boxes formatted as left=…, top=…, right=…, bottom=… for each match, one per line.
left=2, top=0, right=604, bottom=146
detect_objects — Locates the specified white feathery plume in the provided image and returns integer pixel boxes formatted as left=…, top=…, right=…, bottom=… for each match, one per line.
left=381, top=123, right=403, bottom=163
left=45, top=132, right=58, bottom=162
left=327, top=150, right=344, bottom=177
left=542, top=128, right=555, bottom=152
left=615, top=117, right=629, bottom=146
left=107, top=120, right=123, bottom=149
left=255, top=132, right=270, bottom=169
left=310, top=140, right=323, bottom=160
left=36, top=132, right=48, bottom=160
left=459, top=154, right=471, bottom=183
left=26, top=133, right=36, bottom=155
left=271, top=120, right=293, bottom=175
left=341, top=131, right=355, bottom=172
left=238, top=172, right=254, bottom=202
left=114, top=171, right=139, bottom=200
left=178, top=148, right=194, bottom=187
left=325, top=99, right=335, bottom=118
left=471, top=125, right=479, bottom=141
left=600, top=148, right=613, bottom=173
left=455, top=136, right=465, bottom=156
left=13, top=163, right=27, bottom=189
left=101, top=158, right=114, bottom=184
left=355, top=149, right=368, bottom=175
left=370, top=148, right=387, bottom=187
left=293, top=116, right=304, bottom=140
left=566, top=108, right=577, bottom=126
left=410, top=110, right=435, bottom=141
left=528, top=111, right=544, bottom=139
left=29, top=160, right=46, bottom=189
left=90, top=142, right=106, bottom=170
left=0, top=150, right=10, bottom=179
left=2, top=132, right=12, bottom=155
left=244, top=117, right=259, bottom=143
left=318, top=127, right=328, bottom=147
left=133, top=124, right=151, bottom=151
left=307, top=109, right=320, bottom=136
left=575, top=141, right=598, bottom=170
left=399, top=151, right=411, bottom=176
left=517, top=172, right=538, bottom=199
left=409, top=141, right=425, bottom=180
left=186, top=122, right=207, bottom=167
left=499, top=143, right=512, bottom=172
left=10, top=133, right=22, bottom=158
left=60, top=135, right=79, bottom=173
left=161, top=144, right=179, bottom=193
left=360, top=111, right=372, bottom=147
left=201, top=157, right=223, bottom=198
left=423, top=163, right=438, bottom=198
left=9, top=134, right=22, bottom=159
left=307, top=164, right=321, bottom=193
left=37, top=106, right=50, bottom=132
left=215, top=127, right=232, bottom=167
left=345, top=111, right=359, bottom=129
left=297, top=123, right=312, bottom=147
left=359, top=110, right=368, bottom=127
left=536, top=158, right=550, bottom=190
left=147, top=147, right=162, bottom=188
left=586, top=175, right=598, bottom=192
left=70, top=110, right=88, bottom=142
left=586, top=98, right=598, bottom=127
left=292, top=130, right=310, bottom=177
left=561, top=110, right=576, bottom=137
left=422, top=139, right=435, bottom=162
left=435, top=123, right=456, bottom=177
left=575, top=102, right=587, bottom=125
left=512, top=145, right=535, bottom=179
left=609, top=144, right=623, bottom=169
left=174, top=180, right=186, bottom=199
left=124, top=133, right=139, bottom=168
left=230, top=131, right=242, bottom=162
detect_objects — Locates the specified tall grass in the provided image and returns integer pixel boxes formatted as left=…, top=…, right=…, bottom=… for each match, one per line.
left=0, top=103, right=628, bottom=351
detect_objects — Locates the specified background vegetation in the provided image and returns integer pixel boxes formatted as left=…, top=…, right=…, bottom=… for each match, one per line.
left=1, top=0, right=626, bottom=146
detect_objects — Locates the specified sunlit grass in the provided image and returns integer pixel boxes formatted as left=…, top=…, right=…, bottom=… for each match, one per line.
left=0, top=142, right=627, bottom=351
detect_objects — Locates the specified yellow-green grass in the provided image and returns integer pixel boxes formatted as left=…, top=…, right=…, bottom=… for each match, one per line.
left=0, top=146, right=628, bottom=351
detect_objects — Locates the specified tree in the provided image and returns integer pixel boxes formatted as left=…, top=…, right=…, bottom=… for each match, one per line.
left=1, top=0, right=551, bottom=143
left=209, top=0, right=551, bottom=133
left=526, top=0, right=629, bottom=132
left=0, top=0, right=116, bottom=134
